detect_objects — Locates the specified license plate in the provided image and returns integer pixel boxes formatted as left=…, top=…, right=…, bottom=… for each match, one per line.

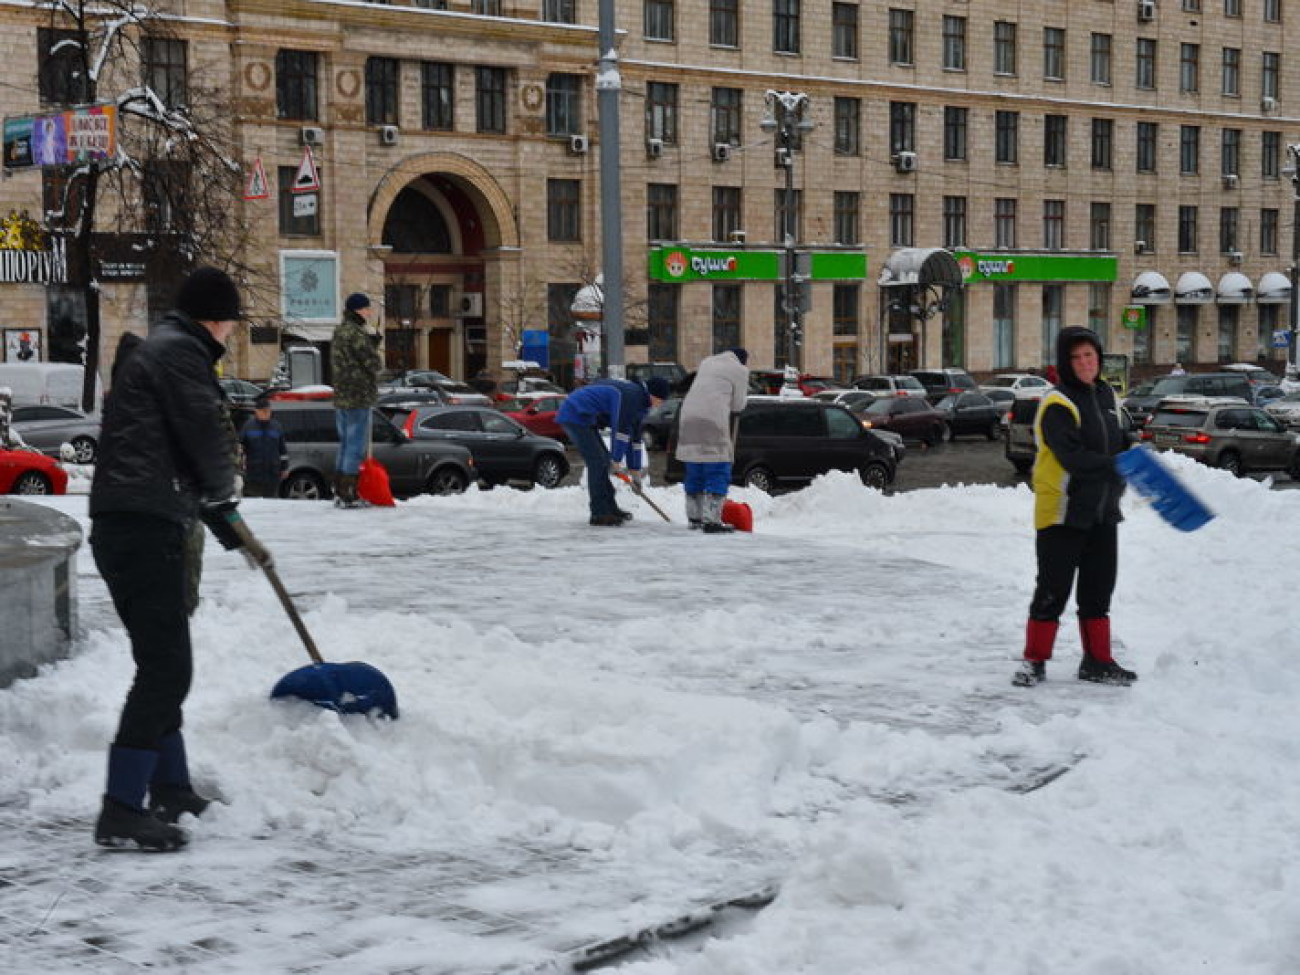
left=1156, top=433, right=1181, bottom=445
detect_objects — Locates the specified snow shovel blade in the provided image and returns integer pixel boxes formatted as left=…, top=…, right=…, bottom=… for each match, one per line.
left=357, top=457, right=396, bottom=507
left=271, top=661, right=399, bottom=719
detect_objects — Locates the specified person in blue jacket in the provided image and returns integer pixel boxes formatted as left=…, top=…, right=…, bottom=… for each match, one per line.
left=238, top=395, right=288, bottom=498
left=558, top=376, right=670, bottom=525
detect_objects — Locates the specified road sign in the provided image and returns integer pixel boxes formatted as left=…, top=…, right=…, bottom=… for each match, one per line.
left=244, top=157, right=270, bottom=200
left=291, top=146, right=320, bottom=193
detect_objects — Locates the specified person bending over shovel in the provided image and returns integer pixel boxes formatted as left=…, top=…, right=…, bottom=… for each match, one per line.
left=90, top=267, right=272, bottom=851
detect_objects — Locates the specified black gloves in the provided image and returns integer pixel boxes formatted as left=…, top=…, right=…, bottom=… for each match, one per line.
left=199, top=497, right=274, bottom=568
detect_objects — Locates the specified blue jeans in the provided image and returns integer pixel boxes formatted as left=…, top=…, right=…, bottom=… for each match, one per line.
left=684, top=461, right=732, bottom=496
left=335, top=408, right=370, bottom=475
left=562, top=422, right=618, bottom=518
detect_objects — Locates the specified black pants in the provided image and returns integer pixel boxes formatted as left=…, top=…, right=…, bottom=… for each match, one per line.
left=91, top=513, right=193, bottom=750
left=1029, top=523, right=1118, bottom=622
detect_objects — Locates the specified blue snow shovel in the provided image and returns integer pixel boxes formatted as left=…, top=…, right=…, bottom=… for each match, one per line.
left=1115, top=445, right=1215, bottom=532
left=230, top=517, right=399, bottom=718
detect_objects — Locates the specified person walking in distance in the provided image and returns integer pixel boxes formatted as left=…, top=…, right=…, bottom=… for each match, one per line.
left=238, top=394, right=288, bottom=498
left=331, top=292, right=381, bottom=507
left=674, top=348, right=749, bottom=532
left=1014, top=326, right=1137, bottom=688
left=89, top=266, right=273, bottom=851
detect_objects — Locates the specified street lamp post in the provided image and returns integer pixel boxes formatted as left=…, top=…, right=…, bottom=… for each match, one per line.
left=761, top=90, right=812, bottom=371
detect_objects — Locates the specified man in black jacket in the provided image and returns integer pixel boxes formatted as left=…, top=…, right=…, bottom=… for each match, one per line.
left=90, top=266, right=270, bottom=851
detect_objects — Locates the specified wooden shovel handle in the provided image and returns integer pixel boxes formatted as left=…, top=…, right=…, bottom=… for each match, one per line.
left=229, top=516, right=324, bottom=663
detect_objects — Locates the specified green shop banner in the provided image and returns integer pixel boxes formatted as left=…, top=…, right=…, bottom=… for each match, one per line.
left=953, top=252, right=1117, bottom=283
left=648, top=247, right=866, bottom=283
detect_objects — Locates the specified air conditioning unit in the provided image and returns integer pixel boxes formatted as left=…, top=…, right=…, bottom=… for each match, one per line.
left=1262, top=96, right=1279, bottom=113
left=300, top=126, right=324, bottom=146
left=1227, top=250, right=1244, bottom=265
left=892, top=150, right=918, bottom=173
left=774, top=146, right=792, bottom=169
left=455, top=292, right=484, bottom=317
left=379, top=125, right=400, bottom=146
left=1137, top=0, right=1156, bottom=22
left=712, top=143, right=733, bottom=163
left=1223, top=173, right=1239, bottom=189
left=728, top=229, right=747, bottom=244
left=646, top=137, right=664, bottom=159
left=1134, top=240, right=1150, bottom=254
left=568, top=134, right=589, bottom=155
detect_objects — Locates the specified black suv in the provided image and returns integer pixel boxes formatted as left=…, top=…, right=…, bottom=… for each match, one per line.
left=271, top=401, right=475, bottom=499
left=1123, top=372, right=1253, bottom=426
left=910, top=368, right=979, bottom=404
left=665, top=399, right=896, bottom=492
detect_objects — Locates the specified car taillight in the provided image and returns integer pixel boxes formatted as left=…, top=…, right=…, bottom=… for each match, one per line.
left=1184, top=432, right=1212, bottom=444
left=1139, top=429, right=1153, bottom=441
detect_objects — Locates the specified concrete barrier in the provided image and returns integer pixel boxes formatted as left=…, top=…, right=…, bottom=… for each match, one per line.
left=0, top=499, right=81, bottom=687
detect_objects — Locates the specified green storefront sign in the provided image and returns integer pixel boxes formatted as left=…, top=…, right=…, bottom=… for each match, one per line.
left=953, top=252, right=1118, bottom=283
left=647, top=247, right=866, bottom=283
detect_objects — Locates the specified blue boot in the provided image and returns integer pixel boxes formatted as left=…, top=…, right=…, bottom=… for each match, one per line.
left=149, top=732, right=211, bottom=823
left=95, top=745, right=187, bottom=851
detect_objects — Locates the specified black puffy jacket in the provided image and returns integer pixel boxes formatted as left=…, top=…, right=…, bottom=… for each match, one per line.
left=90, top=311, right=237, bottom=524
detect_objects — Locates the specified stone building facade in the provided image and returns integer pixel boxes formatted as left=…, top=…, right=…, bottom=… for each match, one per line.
left=1, top=0, right=1297, bottom=386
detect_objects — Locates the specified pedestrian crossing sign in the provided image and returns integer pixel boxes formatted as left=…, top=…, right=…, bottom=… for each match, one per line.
left=244, top=156, right=270, bottom=200
left=291, top=146, right=321, bottom=194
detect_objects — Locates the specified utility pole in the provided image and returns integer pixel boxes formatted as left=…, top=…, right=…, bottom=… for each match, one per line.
left=761, top=90, right=812, bottom=371
left=1289, top=143, right=1300, bottom=376
left=595, top=0, right=624, bottom=378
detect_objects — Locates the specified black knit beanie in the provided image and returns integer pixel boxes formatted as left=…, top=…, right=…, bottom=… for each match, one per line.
left=175, top=267, right=242, bottom=322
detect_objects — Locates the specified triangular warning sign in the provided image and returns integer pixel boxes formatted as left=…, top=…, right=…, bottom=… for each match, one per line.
left=291, top=146, right=320, bottom=194
left=244, top=157, right=270, bottom=200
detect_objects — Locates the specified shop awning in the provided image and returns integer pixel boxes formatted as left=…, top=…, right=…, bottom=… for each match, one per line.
left=1130, top=271, right=1172, bottom=305
left=282, top=323, right=337, bottom=342
left=1173, top=271, right=1214, bottom=304
left=1256, top=271, right=1292, bottom=304
left=1216, top=271, right=1254, bottom=304
left=878, top=248, right=963, bottom=288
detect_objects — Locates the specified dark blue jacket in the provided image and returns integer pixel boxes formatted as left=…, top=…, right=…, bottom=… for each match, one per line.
left=556, top=379, right=651, bottom=469
left=239, top=417, right=288, bottom=484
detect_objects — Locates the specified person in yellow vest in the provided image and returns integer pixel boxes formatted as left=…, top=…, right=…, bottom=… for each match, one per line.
left=1013, top=326, right=1137, bottom=688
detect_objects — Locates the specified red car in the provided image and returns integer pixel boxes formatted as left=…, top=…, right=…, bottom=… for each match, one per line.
left=499, top=394, right=567, bottom=441
left=0, top=447, right=68, bottom=494
left=859, top=396, right=948, bottom=445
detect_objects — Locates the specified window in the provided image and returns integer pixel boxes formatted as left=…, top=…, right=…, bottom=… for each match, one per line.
left=1225, top=0, right=1241, bottom=16
left=833, top=191, right=860, bottom=245
left=774, top=0, right=800, bottom=54
left=547, top=179, right=581, bottom=242
left=774, top=188, right=803, bottom=241
left=832, top=3, right=858, bottom=59
left=1092, top=118, right=1113, bottom=170
left=1218, top=306, right=1238, bottom=361
left=1261, top=208, right=1279, bottom=254
left=1183, top=0, right=1201, bottom=9
left=1043, top=200, right=1065, bottom=250
left=1262, top=131, right=1281, bottom=178
left=39, top=28, right=89, bottom=106
left=711, top=88, right=742, bottom=145
left=421, top=63, right=454, bottom=130
left=1135, top=204, right=1156, bottom=250
left=546, top=74, right=582, bottom=137
left=943, top=16, right=966, bottom=70
left=1264, top=0, right=1281, bottom=22
left=1178, top=205, right=1199, bottom=252
left=711, top=0, right=739, bottom=47
left=644, top=81, right=677, bottom=143
left=1090, top=202, right=1111, bottom=250
left=647, top=284, right=678, bottom=361
left=276, top=50, right=319, bottom=121
left=1042, top=285, right=1064, bottom=355
left=994, top=21, right=1017, bottom=75
left=832, top=285, right=859, bottom=336
left=646, top=183, right=678, bottom=240
left=995, top=198, right=1017, bottom=248
left=993, top=284, right=1016, bottom=369
left=278, top=166, right=320, bottom=236
left=645, top=0, right=674, bottom=41
left=476, top=67, right=507, bottom=133
left=1089, top=284, right=1111, bottom=346
left=943, top=196, right=967, bottom=248
left=1222, top=48, right=1240, bottom=95
left=1220, top=207, right=1239, bottom=252
left=472, top=0, right=500, bottom=12
left=712, top=186, right=742, bottom=241
left=1137, top=122, right=1158, bottom=173
left=1180, top=125, right=1201, bottom=174
left=995, top=111, right=1019, bottom=164
left=889, top=101, right=915, bottom=153
left=712, top=285, right=742, bottom=351
left=889, top=193, right=914, bottom=246
left=1044, top=115, right=1067, bottom=167
left=889, top=9, right=914, bottom=65
left=1043, top=27, right=1065, bottom=81
left=365, top=57, right=399, bottom=126
left=834, top=97, right=860, bottom=155
left=543, top=0, right=576, bottom=22
left=1177, top=304, right=1199, bottom=362
left=1136, top=39, right=1157, bottom=90
left=1262, top=52, right=1280, bottom=100
left=1180, top=43, right=1200, bottom=93
left=1091, top=33, right=1112, bottom=85
left=1222, top=128, right=1241, bottom=176
left=943, top=107, right=968, bottom=161
left=143, top=37, right=187, bottom=110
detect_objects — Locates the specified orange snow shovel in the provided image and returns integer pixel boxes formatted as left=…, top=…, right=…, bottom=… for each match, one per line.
left=356, top=423, right=395, bottom=507
left=614, top=469, right=672, bottom=522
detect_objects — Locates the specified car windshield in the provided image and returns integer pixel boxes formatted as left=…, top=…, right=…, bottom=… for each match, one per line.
left=1151, top=377, right=1191, bottom=395
left=1151, top=409, right=1208, bottom=428
left=497, top=398, right=527, bottom=411
left=896, top=377, right=925, bottom=390
left=986, top=377, right=1018, bottom=388
left=864, top=398, right=896, bottom=415
left=1129, top=381, right=1157, bottom=397
left=935, top=395, right=958, bottom=409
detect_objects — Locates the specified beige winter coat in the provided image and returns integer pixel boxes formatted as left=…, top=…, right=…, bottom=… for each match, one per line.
left=674, top=351, right=749, bottom=463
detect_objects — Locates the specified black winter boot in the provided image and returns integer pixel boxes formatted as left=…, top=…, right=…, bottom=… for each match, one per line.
left=95, top=796, right=188, bottom=851
left=149, top=783, right=211, bottom=823
left=1078, top=655, right=1137, bottom=686
left=1012, top=661, right=1046, bottom=687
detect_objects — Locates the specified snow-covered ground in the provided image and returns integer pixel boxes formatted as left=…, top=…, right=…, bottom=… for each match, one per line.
left=3, top=457, right=1299, bottom=974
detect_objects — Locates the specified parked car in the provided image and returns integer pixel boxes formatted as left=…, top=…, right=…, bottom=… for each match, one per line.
left=1221, top=362, right=1281, bottom=394
left=495, top=376, right=566, bottom=400
left=217, top=377, right=266, bottom=408
left=498, top=393, right=568, bottom=442
left=979, top=373, right=1054, bottom=397
left=10, top=405, right=100, bottom=463
left=0, top=446, right=68, bottom=494
left=910, top=368, right=979, bottom=403
left=933, top=392, right=1003, bottom=441
left=1141, top=397, right=1300, bottom=477
left=376, top=391, right=452, bottom=417
left=626, top=362, right=688, bottom=391
left=858, top=395, right=948, bottom=444
left=399, top=405, right=570, bottom=489
left=1004, top=395, right=1136, bottom=474
left=1264, top=390, right=1300, bottom=429
left=851, top=374, right=927, bottom=398
left=665, top=398, right=896, bottom=492
left=640, top=395, right=683, bottom=451
left=1254, top=385, right=1286, bottom=408
left=750, top=371, right=846, bottom=397
left=272, top=400, right=475, bottom=499
left=377, top=369, right=493, bottom=406
left=812, top=389, right=877, bottom=412
left=1123, top=372, right=1254, bottom=426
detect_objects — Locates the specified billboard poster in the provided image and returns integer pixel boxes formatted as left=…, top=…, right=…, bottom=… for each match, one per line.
left=280, top=250, right=339, bottom=324
left=3, top=105, right=117, bottom=169
left=4, top=328, right=41, bottom=363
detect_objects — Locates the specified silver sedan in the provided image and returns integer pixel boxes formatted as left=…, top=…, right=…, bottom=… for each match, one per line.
left=11, top=405, right=101, bottom=463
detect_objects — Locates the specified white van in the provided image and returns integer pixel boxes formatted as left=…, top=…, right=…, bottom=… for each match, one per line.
left=0, top=363, right=100, bottom=409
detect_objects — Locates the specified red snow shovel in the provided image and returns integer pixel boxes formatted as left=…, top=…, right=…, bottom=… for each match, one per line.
left=356, top=425, right=395, bottom=507
left=229, top=516, right=399, bottom=718
left=614, top=470, right=672, bottom=522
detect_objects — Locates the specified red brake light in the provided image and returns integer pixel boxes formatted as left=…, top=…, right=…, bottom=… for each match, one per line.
left=1139, top=429, right=1153, bottom=440
left=1184, top=432, right=1211, bottom=444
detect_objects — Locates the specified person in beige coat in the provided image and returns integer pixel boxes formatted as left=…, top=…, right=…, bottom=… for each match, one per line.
left=674, top=348, right=750, bottom=532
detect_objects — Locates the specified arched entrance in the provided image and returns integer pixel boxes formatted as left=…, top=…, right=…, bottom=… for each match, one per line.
left=368, top=154, right=517, bottom=379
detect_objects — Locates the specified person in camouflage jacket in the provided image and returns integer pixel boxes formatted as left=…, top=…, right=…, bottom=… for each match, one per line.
left=330, top=292, right=381, bottom=505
